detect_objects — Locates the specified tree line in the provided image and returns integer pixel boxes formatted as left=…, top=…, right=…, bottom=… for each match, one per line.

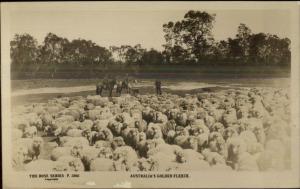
left=10, top=10, right=291, bottom=67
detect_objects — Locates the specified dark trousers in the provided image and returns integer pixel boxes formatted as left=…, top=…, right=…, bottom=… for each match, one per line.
left=156, top=86, right=162, bottom=95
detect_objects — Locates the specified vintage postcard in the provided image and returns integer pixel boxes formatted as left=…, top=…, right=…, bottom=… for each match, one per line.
left=1, top=1, right=300, bottom=188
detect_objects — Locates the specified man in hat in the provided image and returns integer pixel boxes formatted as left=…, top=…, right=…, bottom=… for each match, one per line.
left=155, top=79, right=162, bottom=95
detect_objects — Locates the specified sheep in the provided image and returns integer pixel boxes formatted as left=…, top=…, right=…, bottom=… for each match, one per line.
left=71, top=121, right=82, bottom=129
left=210, top=122, right=225, bottom=135
left=40, top=112, right=55, bottom=127
left=204, top=115, right=216, bottom=128
left=50, top=121, right=77, bottom=137
left=113, top=146, right=138, bottom=171
left=239, top=130, right=258, bottom=153
left=50, top=147, right=72, bottom=161
left=86, top=109, right=101, bottom=121
left=115, top=112, right=135, bottom=127
left=197, top=92, right=211, bottom=101
left=236, top=106, right=249, bottom=119
left=223, top=127, right=238, bottom=141
left=24, top=112, right=43, bottom=129
left=15, top=136, right=44, bottom=161
left=142, top=107, right=156, bottom=123
left=141, top=138, right=166, bottom=157
left=78, top=120, right=94, bottom=131
left=176, top=112, right=188, bottom=126
left=249, top=97, right=268, bottom=119
left=136, top=133, right=148, bottom=157
left=189, top=125, right=209, bottom=151
left=85, top=103, right=95, bottom=110
left=77, top=146, right=101, bottom=171
left=92, top=119, right=110, bottom=131
left=24, top=159, right=56, bottom=171
left=108, top=104, right=122, bottom=115
left=63, top=108, right=84, bottom=121
left=88, top=131, right=107, bottom=145
left=175, top=125, right=189, bottom=137
left=165, top=108, right=180, bottom=120
left=23, top=126, right=38, bottom=138
left=90, top=158, right=115, bottom=171
left=195, top=131, right=209, bottom=152
left=97, top=127, right=114, bottom=142
left=52, top=97, right=70, bottom=108
left=111, top=137, right=126, bottom=150
left=85, top=131, right=96, bottom=145
left=175, top=149, right=204, bottom=163
left=201, top=99, right=213, bottom=110
left=130, top=109, right=143, bottom=121
left=145, top=152, right=178, bottom=171
left=208, top=132, right=226, bottom=156
left=222, top=108, right=238, bottom=127
left=160, top=120, right=176, bottom=138
left=46, top=105, right=64, bottom=115
left=86, top=108, right=113, bottom=121
left=69, top=97, right=86, bottom=106
left=10, top=87, right=291, bottom=172
left=219, top=97, right=235, bottom=109
left=207, top=108, right=225, bottom=123
left=186, top=111, right=198, bottom=124
left=58, top=136, right=89, bottom=147
left=87, top=95, right=110, bottom=107
left=137, top=157, right=158, bottom=171
left=113, top=159, right=134, bottom=171
left=174, top=135, right=199, bottom=151
left=226, top=137, right=256, bottom=170
left=189, top=120, right=209, bottom=133
left=97, top=147, right=114, bottom=159
left=165, top=130, right=176, bottom=144
left=146, top=123, right=163, bottom=139
left=31, top=104, right=46, bottom=116
left=51, top=115, right=75, bottom=134
left=107, top=120, right=123, bottom=136
left=196, top=108, right=207, bottom=120
left=94, top=140, right=112, bottom=149
left=235, top=95, right=249, bottom=108
left=66, top=129, right=83, bottom=137
left=202, top=149, right=226, bottom=166
left=122, top=128, right=140, bottom=148
left=134, top=120, right=147, bottom=133
left=154, top=112, right=168, bottom=124
left=69, top=143, right=86, bottom=159
left=54, top=156, right=85, bottom=171
left=146, top=143, right=178, bottom=161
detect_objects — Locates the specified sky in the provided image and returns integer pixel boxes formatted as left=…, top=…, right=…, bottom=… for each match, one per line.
left=6, top=2, right=292, bottom=51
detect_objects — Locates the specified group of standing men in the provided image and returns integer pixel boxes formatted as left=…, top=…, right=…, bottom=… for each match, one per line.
left=96, top=74, right=162, bottom=96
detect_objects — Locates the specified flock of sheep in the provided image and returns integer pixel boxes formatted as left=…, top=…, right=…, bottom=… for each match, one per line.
left=12, top=86, right=291, bottom=172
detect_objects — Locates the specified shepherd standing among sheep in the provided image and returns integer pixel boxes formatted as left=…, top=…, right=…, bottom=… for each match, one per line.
left=155, top=80, right=162, bottom=95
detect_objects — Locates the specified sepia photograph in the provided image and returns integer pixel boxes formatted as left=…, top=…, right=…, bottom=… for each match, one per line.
left=1, top=1, right=300, bottom=188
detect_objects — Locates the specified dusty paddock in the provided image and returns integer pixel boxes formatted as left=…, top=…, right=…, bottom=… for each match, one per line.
left=11, top=77, right=290, bottom=107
